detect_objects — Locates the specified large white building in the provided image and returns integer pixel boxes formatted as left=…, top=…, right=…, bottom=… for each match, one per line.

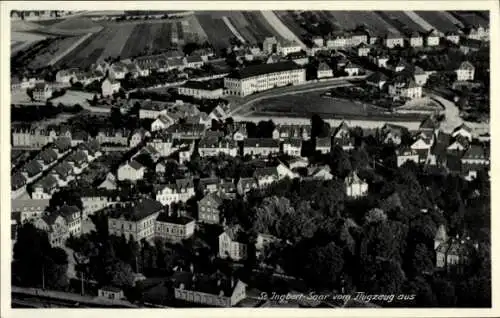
left=224, top=61, right=306, bottom=97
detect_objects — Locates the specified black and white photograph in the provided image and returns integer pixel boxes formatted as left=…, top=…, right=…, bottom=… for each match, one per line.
left=1, top=1, right=497, bottom=315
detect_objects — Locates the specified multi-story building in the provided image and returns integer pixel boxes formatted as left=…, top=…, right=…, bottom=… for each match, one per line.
left=198, top=137, right=238, bottom=157
left=455, top=61, right=475, bottom=81
left=155, top=213, right=196, bottom=242
left=408, top=32, right=424, bottom=47
left=219, top=225, right=248, bottom=261
left=317, top=62, right=333, bottom=79
left=177, top=80, right=224, bottom=100
left=282, top=138, right=302, bottom=156
left=117, top=160, right=146, bottom=181
left=107, top=198, right=164, bottom=242
left=198, top=193, right=224, bottom=224
left=345, top=171, right=368, bottom=197
left=12, top=199, right=50, bottom=223
left=224, top=61, right=306, bottom=97
left=81, top=188, right=119, bottom=219
left=173, top=273, right=246, bottom=307
left=34, top=214, right=68, bottom=247
left=388, top=78, right=422, bottom=100
left=243, top=138, right=280, bottom=157
left=32, top=83, right=52, bottom=101
left=155, top=178, right=195, bottom=206
left=101, top=78, right=121, bottom=97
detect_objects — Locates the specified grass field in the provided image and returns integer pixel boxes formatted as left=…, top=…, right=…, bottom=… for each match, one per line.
left=274, top=11, right=308, bottom=39
left=250, top=90, right=387, bottom=118
left=450, top=11, right=489, bottom=28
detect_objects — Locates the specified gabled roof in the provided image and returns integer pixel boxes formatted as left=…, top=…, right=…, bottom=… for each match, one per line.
left=244, top=138, right=280, bottom=148
left=462, top=145, right=486, bottom=160
left=200, top=192, right=224, bottom=206
left=128, top=160, right=145, bottom=170
left=458, top=61, right=475, bottom=71
left=35, top=175, right=58, bottom=191
left=107, top=198, right=164, bottom=221
left=11, top=173, right=27, bottom=190
left=23, top=160, right=43, bottom=177
left=156, top=213, right=194, bottom=225
left=254, top=167, right=278, bottom=179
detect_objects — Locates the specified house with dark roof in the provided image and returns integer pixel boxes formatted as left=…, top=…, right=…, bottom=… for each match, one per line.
left=396, top=147, right=419, bottom=167
left=107, top=198, right=164, bottom=241
left=316, top=137, right=332, bottom=154
left=345, top=171, right=368, bottom=197
left=11, top=173, right=27, bottom=198
left=344, top=61, right=361, bottom=77
left=36, top=148, right=58, bottom=167
left=185, top=55, right=204, bottom=69
left=236, top=177, right=258, bottom=195
left=33, top=83, right=52, bottom=101
left=219, top=225, right=248, bottom=261
left=34, top=213, right=68, bottom=247
left=455, top=61, right=475, bottom=81
left=67, top=150, right=89, bottom=174
left=286, top=51, right=309, bottom=66
left=52, top=137, right=72, bottom=156
left=317, top=62, right=333, bottom=79
left=243, top=138, right=280, bottom=157
left=117, top=160, right=145, bottom=181
left=224, top=61, right=306, bottom=96
left=198, top=193, right=224, bottom=224
left=21, top=160, right=43, bottom=180
left=52, top=162, right=74, bottom=186
left=451, top=123, right=473, bottom=141
left=178, top=79, right=224, bottom=100
left=32, top=175, right=58, bottom=200
left=173, top=271, right=247, bottom=307
left=332, top=121, right=354, bottom=151
left=155, top=213, right=195, bottom=242
left=198, top=137, right=238, bottom=157
left=365, top=72, right=388, bottom=89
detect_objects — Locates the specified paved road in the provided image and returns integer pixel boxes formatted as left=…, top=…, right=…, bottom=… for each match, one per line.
left=228, top=78, right=363, bottom=116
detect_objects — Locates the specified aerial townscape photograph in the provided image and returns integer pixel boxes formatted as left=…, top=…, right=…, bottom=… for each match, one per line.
left=3, top=4, right=494, bottom=312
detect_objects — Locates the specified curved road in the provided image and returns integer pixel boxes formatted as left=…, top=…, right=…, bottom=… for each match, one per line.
left=228, top=77, right=365, bottom=116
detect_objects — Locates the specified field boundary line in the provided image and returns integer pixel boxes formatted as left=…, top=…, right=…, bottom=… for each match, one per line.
left=48, top=33, right=94, bottom=66
left=260, top=11, right=307, bottom=50
left=404, top=11, right=441, bottom=35
left=222, top=16, right=246, bottom=44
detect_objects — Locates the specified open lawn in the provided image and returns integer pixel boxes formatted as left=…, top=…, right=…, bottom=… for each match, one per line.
left=414, top=11, right=461, bottom=33
left=274, top=11, right=308, bottom=39
left=250, top=90, right=387, bottom=118
left=11, top=32, right=48, bottom=54
left=326, top=11, right=400, bottom=36
left=240, top=11, right=284, bottom=43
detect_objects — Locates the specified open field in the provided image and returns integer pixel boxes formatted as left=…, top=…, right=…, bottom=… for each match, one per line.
left=327, top=11, right=400, bottom=36
left=249, top=90, right=392, bottom=118
left=376, top=11, right=428, bottom=34
left=450, top=11, right=489, bottom=28
left=195, top=13, right=234, bottom=51
left=414, top=11, right=461, bottom=33
left=119, top=23, right=160, bottom=58
left=274, top=11, right=308, bottom=39
left=27, top=35, right=89, bottom=68
left=11, top=32, right=48, bottom=54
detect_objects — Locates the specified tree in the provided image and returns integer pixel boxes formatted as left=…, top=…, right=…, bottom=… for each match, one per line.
left=365, top=208, right=387, bottom=224
left=409, top=243, right=434, bottom=276
left=107, top=260, right=136, bottom=287
left=302, top=241, right=344, bottom=289
left=311, top=114, right=330, bottom=138
left=256, top=120, right=276, bottom=138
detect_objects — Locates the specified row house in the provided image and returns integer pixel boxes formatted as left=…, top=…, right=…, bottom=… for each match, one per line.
left=173, top=272, right=246, bottom=307
left=66, top=150, right=89, bottom=175
left=11, top=76, right=39, bottom=91
left=243, top=138, right=280, bottom=157
left=32, top=175, right=58, bottom=200
left=51, top=162, right=74, bottom=187
left=198, top=193, right=224, bottom=224
left=155, top=213, right=196, bottom=242
left=167, top=123, right=206, bottom=140
left=96, top=128, right=130, bottom=146
left=198, top=137, right=238, bottom=157
left=155, top=178, right=195, bottom=206
left=107, top=198, right=164, bottom=242
left=21, top=160, right=43, bottom=182
left=11, top=199, right=49, bottom=223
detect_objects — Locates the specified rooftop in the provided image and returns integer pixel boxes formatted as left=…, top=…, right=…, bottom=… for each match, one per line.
left=227, top=61, right=303, bottom=80
left=156, top=213, right=194, bottom=225
left=107, top=198, right=164, bottom=221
